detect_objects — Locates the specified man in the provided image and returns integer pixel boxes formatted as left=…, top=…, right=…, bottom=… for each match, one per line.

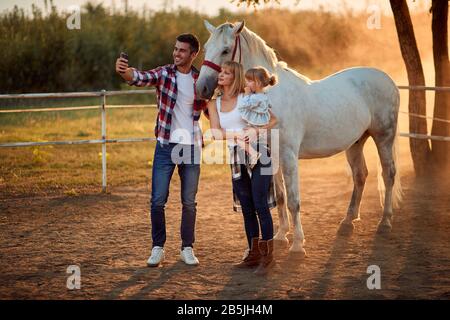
left=115, top=34, right=207, bottom=267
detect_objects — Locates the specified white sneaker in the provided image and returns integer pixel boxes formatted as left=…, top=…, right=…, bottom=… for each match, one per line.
left=180, top=247, right=199, bottom=266
left=147, top=246, right=164, bottom=267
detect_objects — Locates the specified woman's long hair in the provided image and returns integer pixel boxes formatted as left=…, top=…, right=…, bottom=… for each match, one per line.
left=216, top=61, right=245, bottom=97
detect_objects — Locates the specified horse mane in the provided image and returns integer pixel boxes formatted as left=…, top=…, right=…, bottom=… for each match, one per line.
left=216, top=22, right=311, bottom=83
left=240, top=25, right=311, bottom=83
left=240, top=27, right=279, bottom=70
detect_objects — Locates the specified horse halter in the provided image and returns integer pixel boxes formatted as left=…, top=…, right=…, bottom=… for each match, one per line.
left=202, top=35, right=242, bottom=73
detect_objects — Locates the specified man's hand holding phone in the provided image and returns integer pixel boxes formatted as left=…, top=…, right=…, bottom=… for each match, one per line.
left=116, top=52, right=133, bottom=81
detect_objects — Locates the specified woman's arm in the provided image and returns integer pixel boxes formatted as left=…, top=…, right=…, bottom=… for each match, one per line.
left=262, top=109, right=278, bottom=130
left=242, top=109, right=278, bottom=143
left=246, top=109, right=278, bottom=132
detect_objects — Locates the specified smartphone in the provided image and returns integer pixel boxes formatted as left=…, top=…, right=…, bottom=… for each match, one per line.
left=119, top=52, right=128, bottom=73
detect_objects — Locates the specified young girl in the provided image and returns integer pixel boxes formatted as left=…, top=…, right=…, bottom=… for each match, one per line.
left=237, top=67, right=278, bottom=167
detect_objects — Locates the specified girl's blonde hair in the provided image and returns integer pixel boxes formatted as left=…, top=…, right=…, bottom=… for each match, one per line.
left=217, top=61, right=245, bottom=97
left=245, top=66, right=277, bottom=87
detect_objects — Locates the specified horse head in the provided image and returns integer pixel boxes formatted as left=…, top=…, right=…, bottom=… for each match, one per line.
left=196, top=20, right=245, bottom=100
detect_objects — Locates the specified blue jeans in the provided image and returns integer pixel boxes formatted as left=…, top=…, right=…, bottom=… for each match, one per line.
left=232, top=159, right=274, bottom=249
left=150, top=141, right=201, bottom=249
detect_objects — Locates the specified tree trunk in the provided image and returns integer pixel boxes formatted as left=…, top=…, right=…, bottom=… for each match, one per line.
left=431, top=0, right=450, bottom=171
left=390, top=0, right=431, bottom=176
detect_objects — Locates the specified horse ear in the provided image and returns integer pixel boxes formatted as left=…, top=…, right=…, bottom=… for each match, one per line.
left=232, top=21, right=245, bottom=36
left=204, top=20, right=216, bottom=34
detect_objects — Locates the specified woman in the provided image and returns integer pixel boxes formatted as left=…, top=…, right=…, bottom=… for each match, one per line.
left=205, top=61, right=278, bottom=275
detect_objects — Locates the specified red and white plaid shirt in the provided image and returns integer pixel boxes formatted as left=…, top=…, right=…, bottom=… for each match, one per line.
left=129, top=64, right=207, bottom=147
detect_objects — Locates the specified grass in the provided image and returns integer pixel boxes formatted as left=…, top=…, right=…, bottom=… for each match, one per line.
left=0, top=105, right=231, bottom=195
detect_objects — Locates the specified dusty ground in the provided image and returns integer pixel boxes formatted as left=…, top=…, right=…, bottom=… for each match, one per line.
left=0, top=149, right=449, bottom=300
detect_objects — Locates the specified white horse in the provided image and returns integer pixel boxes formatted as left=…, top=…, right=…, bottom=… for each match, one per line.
left=196, top=21, right=402, bottom=256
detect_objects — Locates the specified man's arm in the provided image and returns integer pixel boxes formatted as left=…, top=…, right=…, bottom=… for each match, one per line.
left=115, top=56, right=160, bottom=87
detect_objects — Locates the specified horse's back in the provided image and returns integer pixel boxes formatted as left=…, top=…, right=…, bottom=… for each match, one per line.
left=308, top=67, right=399, bottom=122
left=320, top=67, right=400, bottom=133
left=297, top=67, right=398, bottom=159
left=320, top=67, right=395, bottom=84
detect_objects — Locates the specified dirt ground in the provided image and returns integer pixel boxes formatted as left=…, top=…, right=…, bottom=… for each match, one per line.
left=0, top=149, right=449, bottom=300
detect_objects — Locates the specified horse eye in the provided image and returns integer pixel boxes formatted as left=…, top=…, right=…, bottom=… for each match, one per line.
left=222, top=49, right=230, bottom=55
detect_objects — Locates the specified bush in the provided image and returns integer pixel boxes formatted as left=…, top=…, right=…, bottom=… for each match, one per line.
left=1, top=1, right=420, bottom=94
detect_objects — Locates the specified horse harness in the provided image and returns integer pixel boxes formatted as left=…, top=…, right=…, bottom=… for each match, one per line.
left=202, top=35, right=242, bottom=73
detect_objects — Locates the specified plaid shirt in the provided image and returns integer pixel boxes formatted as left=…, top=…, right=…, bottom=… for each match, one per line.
left=128, top=64, right=207, bottom=147
left=230, top=144, right=277, bottom=212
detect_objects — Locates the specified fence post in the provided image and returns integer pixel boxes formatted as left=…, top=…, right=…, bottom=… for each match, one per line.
left=101, top=90, right=107, bottom=193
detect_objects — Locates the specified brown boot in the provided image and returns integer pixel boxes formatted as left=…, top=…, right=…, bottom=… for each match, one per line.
left=234, top=238, right=261, bottom=268
left=254, top=239, right=275, bottom=276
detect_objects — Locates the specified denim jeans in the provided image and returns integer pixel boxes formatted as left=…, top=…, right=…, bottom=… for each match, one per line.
left=150, top=141, right=201, bottom=249
left=231, top=159, right=274, bottom=249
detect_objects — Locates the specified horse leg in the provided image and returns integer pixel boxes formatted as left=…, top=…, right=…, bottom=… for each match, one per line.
left=282, top=151, right=306, bottom=256
left=272, top=168, right=290, bottom=247
left=372, top=132, right=397, bottom=233
left=338, top=133, right=369, bottom=235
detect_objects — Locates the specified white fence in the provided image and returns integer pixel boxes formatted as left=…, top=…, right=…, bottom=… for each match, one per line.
left=396, top=85, right=450, bottom=142
left=0, top=89, right=157, bottom=192
left=0, top=86, right=449, bottom=191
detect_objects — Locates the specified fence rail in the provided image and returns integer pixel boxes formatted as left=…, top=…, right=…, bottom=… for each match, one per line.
left=399, top=111, right=450, bottom=123
left=0, top=89, right=156, bottom=192
left=0, top=104, right=157, bottom=113
left=397, top=85, right=450, bottom=91
left=0, top=86, right=449, bottom=191
left=0, top=89, right=156, bottom=99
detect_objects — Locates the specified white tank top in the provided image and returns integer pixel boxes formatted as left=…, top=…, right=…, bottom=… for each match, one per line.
left=216, top=94, right=247, bottom=147
left=217, top=94, right=247, bottom=130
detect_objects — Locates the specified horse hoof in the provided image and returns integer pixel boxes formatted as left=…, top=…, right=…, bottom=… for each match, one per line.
left=289, top=244, right=306, bottom=256
left=273, top=238, right=289, bottom=249
left=377, top=223, right=392, bottom=234
left=288, top=248, right=307, bottom=260
left=338, top=222, right=354, bottom=236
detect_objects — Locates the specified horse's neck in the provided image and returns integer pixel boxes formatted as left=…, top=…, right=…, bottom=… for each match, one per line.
left=242, top=48, right=276, bottom=73
left=277, top=65, right=311, bottom=87
left=241, top=31, right=276, bottom=73
left=242, top=53, right=275, bottom=74
left=242, top=56, right=310, bottom=89
left=240, top=32, right=310, bottom=87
